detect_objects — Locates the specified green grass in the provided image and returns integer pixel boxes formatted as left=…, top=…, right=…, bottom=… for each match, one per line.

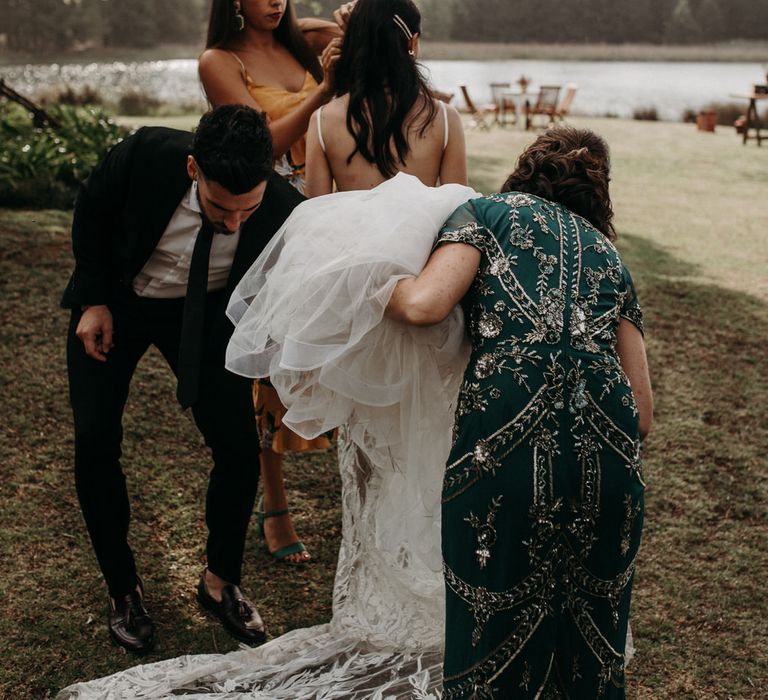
left=1, top=117, right=767, bottom=698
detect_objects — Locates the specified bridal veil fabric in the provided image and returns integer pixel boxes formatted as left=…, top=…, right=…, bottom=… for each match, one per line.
left=57, top=174, right=480, bottom=699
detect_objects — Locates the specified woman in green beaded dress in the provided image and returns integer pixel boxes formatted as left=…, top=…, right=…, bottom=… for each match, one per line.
left=386, top=126, right=653, bottom=698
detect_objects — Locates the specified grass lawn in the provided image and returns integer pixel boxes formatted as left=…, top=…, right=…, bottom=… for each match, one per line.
left=1, top=117, right=766, bottom=698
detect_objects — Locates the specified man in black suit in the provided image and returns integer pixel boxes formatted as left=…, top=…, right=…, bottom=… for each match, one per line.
left=63, top=105, right=303, bottom=654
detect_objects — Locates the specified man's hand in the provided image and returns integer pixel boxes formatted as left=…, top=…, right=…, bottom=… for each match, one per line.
left=76, top=305, right=114, bottom=362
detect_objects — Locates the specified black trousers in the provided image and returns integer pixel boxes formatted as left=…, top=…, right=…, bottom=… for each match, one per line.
left=66, top=288, right=260, bottom=598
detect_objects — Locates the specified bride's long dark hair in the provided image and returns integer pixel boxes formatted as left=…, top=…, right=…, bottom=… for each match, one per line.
left=333, top=0, right=436, bottom=177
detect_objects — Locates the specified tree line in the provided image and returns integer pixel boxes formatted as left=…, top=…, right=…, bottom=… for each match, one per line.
left=1, top=0, right=765, bottom=54
left=0, top=0, right=206, bottom=52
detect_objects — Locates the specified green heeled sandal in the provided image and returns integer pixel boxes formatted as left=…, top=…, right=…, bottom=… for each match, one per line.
left=255, top=496, right=310, bottom=565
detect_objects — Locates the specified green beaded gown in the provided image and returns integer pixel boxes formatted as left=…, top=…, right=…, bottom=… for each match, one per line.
left=438, top=193, right=645, bottom=699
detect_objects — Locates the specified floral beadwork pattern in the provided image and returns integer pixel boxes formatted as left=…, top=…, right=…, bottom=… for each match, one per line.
left=438, top=194, right=645, bottom=699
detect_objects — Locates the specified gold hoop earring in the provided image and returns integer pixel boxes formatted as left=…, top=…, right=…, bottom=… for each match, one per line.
left=233, top=1, right=245, bottom=31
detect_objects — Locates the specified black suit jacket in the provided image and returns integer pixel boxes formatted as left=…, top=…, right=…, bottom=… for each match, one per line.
left=61, top=126, right=304, bottom=317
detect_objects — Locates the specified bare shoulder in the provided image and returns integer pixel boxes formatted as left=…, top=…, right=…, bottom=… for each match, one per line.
left=317, top=96, right=350, bottom=125
left=198, top=48, right=239, bottom=75
left=431, top=98, right=461, bottom=120
left=325, top=95, right=349, bottom=115
left=444, top=102, right=462, bottom=120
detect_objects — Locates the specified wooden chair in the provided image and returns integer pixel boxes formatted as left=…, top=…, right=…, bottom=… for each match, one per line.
left=490, top=81, right=517, bottom=126
left=554, top=83, right=578, bottom=122
left=524, top=85, right=561, bottom=130
left=460, top=84, right=497, bottom=129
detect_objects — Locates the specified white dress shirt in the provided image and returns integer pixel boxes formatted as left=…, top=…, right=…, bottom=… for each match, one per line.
left=133, top=181, right=241, bottom=298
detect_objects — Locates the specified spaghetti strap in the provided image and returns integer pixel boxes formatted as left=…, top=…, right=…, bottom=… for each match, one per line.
left=227, top=50, right=249, bottom=84
left=316, top=105, right=327, bottom=153
left=440, top=101, right=449, bottom=151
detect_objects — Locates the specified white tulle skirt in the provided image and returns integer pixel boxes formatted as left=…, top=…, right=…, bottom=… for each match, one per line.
left=56, top=174, right=480, bottom=699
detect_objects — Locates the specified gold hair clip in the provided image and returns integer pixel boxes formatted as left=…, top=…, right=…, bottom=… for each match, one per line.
left=392, top=14, right=413, bottom=41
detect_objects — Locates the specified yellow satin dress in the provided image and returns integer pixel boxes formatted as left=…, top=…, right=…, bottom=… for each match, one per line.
left=230, top=51, right=317, bottom=192
left=231, top=51, right=331, bottom=453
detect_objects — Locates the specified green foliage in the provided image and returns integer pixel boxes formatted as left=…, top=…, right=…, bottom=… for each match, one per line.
left=117, top=88, right=162, bottom=116
left=446, top=0, right=768, bottom=43
left=0, top=102, right=129, bottom=208
left=35, top=83, right=105, bottom=107
left=665, top=0, right=703, bottom=43
left=0, top=0, right=206, bottom=52
left=1, top=0, right=766, bottom=51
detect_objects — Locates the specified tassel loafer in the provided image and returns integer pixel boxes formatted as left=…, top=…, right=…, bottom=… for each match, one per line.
left=196, top=574, right=266, bottom=645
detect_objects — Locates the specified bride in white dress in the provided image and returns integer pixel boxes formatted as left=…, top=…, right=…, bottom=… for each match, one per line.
left=57, top=1, right=475, bottom=697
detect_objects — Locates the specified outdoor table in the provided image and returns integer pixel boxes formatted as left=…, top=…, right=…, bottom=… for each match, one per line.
left=730, top=92, right=768, bottom=145
left=499, top=90, right=530, bottom=129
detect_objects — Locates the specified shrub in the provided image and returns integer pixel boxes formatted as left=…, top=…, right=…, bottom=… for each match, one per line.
left=117, top=89, right=162, bottom=116
left=35, top=84, right=104, bottom=107
left=633, top=106, right=659, bottom=121
left=702, top=101, right=745, bottom=126
left=0, top=102, right=129, bottom=209
left=681, top=102, right=747, bottom=127
left=681, top=108, right=698, bottom=123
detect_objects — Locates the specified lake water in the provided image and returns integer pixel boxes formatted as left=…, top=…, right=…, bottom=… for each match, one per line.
left=1, top=58, right=763, bottom=121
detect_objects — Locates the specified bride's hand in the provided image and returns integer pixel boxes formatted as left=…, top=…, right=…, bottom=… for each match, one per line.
left=319, top=38, right=342, bottom=98
left=333, top=1, right=356, bottom=32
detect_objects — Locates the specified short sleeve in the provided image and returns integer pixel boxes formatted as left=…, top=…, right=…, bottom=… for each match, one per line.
left=620, top=264, right=644, bottom=335
left=434, top=199, right=491, bottom=251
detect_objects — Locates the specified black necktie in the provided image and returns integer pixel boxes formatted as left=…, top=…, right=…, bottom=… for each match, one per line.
left=176, top=220, right=215, bottom=408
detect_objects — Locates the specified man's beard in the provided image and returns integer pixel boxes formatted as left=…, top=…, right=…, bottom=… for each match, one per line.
left=210, top=221, right=238, bottom=236
left=196, top=190, right=239, bottom=236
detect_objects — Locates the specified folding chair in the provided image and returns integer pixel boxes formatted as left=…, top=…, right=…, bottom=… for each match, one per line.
left=525, top=85, right=561, bottom=130
left=554, top=83, right=578, bottom=123
left=460, top=84, right=497, bottom=129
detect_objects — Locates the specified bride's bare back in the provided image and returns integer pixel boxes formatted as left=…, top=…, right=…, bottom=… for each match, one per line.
left=305, top=94, right=466, bottom=195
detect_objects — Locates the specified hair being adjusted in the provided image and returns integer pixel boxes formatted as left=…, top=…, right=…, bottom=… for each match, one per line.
left=333, top=0, right=437, bottom=178
left=205, top=0, right=323, bottom=83
left=502, top=126, right=616, bottom=240
left=193, top=105, right=274, bottom=193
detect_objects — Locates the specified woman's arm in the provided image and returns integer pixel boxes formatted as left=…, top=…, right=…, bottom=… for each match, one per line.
left=305, top=108, right=334, bottom=197
left=616, top=318, right=653, bottom=440
left=298, top=17, right=342, bottom=54
left=385, top=242, right=480, bottom=326
left=439, top=105, right=468, bottom=186
left=199, top=44, right=341, bottom=160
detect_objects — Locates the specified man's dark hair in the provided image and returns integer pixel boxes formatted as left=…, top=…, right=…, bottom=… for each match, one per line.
left=192, top=105, right=273, bottom=194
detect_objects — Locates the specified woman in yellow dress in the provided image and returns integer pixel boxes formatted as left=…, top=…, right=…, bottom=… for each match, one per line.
left=199, top=0, right=350, bottom=563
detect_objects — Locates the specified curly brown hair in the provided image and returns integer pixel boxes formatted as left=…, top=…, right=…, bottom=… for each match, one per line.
left=501, top=126, right=616, bottom=239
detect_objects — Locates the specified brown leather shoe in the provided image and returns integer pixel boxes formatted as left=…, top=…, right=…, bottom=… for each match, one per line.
left=196, top=574, right=266, bottom=645
left=107, top=578, right=154, bottom=655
